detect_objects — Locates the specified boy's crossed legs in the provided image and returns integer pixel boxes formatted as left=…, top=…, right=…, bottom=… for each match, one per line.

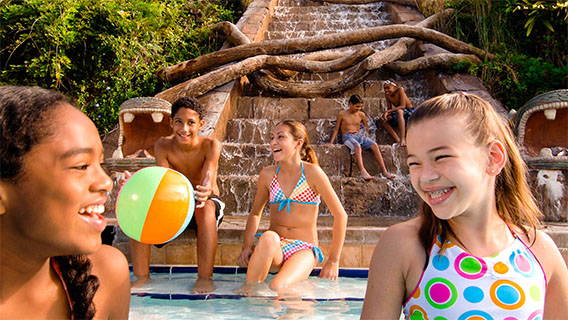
left=342, top=132, right=394, bottom=180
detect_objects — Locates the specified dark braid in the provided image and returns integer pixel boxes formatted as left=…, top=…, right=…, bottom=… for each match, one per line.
left=54, top=256, right=100, bottom=319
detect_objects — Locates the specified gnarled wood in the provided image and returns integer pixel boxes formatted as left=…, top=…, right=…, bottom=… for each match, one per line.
left=213, top=21, right=251, bottom=45
left=156, top=21, right=493, bottom=83
left=386, top=53, right=481, bottom=75
left=318, top=0, right=416, bottom=6
left=250, top=61, right=370, bottom=97
left=155, top=47, right=375, bottom=102
left=364, top=8, right=454, bottom=70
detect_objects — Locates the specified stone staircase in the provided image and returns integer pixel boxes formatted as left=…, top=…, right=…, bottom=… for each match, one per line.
left=109, top=0, right=568, bottom=267
left=212, top=0, right=428, bottom=267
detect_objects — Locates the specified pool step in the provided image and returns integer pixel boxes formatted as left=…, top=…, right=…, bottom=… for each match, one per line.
left=219, top=143, right=409, bottom=177
left=108, top=216, right=568, bottom=268
left=217, top=173, right=417, bottom=217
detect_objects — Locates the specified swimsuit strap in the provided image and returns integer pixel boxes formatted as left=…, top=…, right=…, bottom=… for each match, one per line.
left=276, top=165, right=281, bottom=175
left=51, top=258, right=74, bottom=320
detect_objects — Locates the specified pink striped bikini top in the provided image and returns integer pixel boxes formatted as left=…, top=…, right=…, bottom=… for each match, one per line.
left=269, top=162, right=321, bottom=213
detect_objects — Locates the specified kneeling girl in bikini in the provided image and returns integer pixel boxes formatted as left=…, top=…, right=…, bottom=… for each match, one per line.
left=237, top=120, right=348, bottom=292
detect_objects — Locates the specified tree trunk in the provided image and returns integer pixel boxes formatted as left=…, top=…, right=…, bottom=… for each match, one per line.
left=385, top=53, right=481, bottom=75
left=154, top=47, right=375, bottom=102
left=317, top=0, right=416, bottom=6
left=250, top=61, right=370, bottom=97
left=364, top=8, right=454, bottom=70
left=156, top=19, right=493, bottom=83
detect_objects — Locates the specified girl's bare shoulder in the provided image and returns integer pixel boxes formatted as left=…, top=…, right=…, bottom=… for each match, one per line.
left=375, top=218, right=426, bottom=268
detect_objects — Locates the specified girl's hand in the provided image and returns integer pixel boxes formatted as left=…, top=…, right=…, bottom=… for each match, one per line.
left=319, top=260, right=339, bottom=280
left=237, top=247, right=253, bottom=267
left=194, top=172, right=212, bottom=208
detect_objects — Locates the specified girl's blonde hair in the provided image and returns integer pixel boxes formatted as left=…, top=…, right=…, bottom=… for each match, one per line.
left=276, top=119, right=319, bottom=166
left=407, top=92, right=542, bottom=254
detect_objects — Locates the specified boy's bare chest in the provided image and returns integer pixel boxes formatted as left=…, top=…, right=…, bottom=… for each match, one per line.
left=342, top=113, right=362, bottom=125
left=168, top=149, right=206, bottom=180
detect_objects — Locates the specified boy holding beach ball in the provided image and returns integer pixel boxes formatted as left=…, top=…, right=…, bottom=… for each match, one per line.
left=129, top=97, right=224, bottom=294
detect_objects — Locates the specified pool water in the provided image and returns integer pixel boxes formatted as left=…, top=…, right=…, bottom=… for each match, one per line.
left=130, top=267, right=368, bottom=319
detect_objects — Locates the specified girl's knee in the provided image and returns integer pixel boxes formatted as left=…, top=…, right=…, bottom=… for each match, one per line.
left=258, top=231, right=280, bottom=248
left=269, top=277, right=290, bottom=292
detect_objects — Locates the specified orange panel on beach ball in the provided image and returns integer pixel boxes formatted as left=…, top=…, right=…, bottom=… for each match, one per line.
left=139, top=169, right=194, bottom=244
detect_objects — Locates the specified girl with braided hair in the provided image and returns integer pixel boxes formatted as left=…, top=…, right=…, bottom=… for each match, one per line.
left=0, top=86, right=130, bottom=319
left=238, top=119, right=347, bottom=293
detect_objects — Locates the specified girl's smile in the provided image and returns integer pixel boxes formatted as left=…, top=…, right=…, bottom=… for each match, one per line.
left=270, top=124, right=301, bottom=161
left=407, top=115, right=493, bottom=221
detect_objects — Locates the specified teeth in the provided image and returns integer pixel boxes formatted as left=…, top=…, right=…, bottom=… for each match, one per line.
left=428, top=188, right=450, bottom=199
left=151, top=112, right=164, bottom=123
left=123, top=112, right=135, bottom=123
left=80, top=205, right=105, bottom=215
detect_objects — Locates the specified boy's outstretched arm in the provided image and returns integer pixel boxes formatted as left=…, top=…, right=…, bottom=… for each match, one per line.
left=329, top=113, right=343, bottom=144
left=195, top=138, right=221, bottom=208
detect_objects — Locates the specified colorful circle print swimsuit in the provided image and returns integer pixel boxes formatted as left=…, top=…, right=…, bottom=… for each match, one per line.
left=403, top=233, right=546, bottom=320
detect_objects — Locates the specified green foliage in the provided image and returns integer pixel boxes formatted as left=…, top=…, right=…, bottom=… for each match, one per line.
left=509, top=0, right=567, bottom=36
left=447, top=0, right=567, bottom=111
left=457, top=53, right=568, bottom=110
left=0, top=0, right=243, bottom=133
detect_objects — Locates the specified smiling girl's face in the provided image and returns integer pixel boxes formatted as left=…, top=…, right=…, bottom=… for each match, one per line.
left=270, top=124, right=302, bottom=162
left=1, top=104, right=112, bottom=257
left=406, top=114, right=494, bottom=221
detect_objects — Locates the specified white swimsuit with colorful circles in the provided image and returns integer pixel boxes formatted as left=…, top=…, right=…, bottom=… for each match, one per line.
left=403, top=234, right=546, bottom=320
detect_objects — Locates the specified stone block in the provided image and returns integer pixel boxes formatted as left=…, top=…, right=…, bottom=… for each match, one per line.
left=313, top=144, right=351, bottom=177
left=149, top=246, right=167, bottom=264
left=225, top=119, right=276, bottom=144
left=340, top=245, right=362, bottom=268
left=304, top=119, right=335, bottom=144
left=309, top=98, right=346, bottom=119
left=165, top=243, right=197, bottom=264
left=219, top=143, right=273, bottom=176
left=364, top=82, right=386, bottom=98
left=237, top=97, right=255, bottom=118
left=220, top=243, right=243, bottom=265
left=218, top=175, right=258, bottom=215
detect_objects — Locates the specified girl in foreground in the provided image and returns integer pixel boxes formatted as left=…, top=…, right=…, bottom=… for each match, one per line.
left=361, top=93, right=568, bottom=318
left=238, top=120, right=347, bottom=292
left=0, top=86, right=130, bottom=319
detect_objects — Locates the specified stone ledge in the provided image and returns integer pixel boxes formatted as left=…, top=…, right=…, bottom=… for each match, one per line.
left=108, top=216, right=568, bottom=267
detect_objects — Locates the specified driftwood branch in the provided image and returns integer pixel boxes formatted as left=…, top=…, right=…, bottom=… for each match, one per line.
left=386, top=53, right=481, bottom=75
left=154, top=47, right=375, bottom=102
left=364, top=8, right=454, bottom=70
left=318, top=0, right=417, bottom=6
left=250, top=61, right=370, bottom=97
left=156, top=20, right=493, bottom=83
left=213, top=21, right=251, bottom=45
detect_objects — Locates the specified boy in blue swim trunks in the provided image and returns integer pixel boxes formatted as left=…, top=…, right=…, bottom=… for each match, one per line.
left=329, top=94, right=395, bottom=180
left=380, top=79, right=415, bottom=147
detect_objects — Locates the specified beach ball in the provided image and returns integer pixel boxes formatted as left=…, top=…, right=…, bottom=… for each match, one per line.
left=116, top=166, right=195, bottom=244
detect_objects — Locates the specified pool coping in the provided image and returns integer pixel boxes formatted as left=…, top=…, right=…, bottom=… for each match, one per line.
left=142, top=265, right=369, bottom=278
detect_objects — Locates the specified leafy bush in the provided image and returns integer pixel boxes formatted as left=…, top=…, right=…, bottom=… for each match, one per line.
left=1, top=0, right=243, bottom=133
left=445, top=0, right=567, bottom=110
